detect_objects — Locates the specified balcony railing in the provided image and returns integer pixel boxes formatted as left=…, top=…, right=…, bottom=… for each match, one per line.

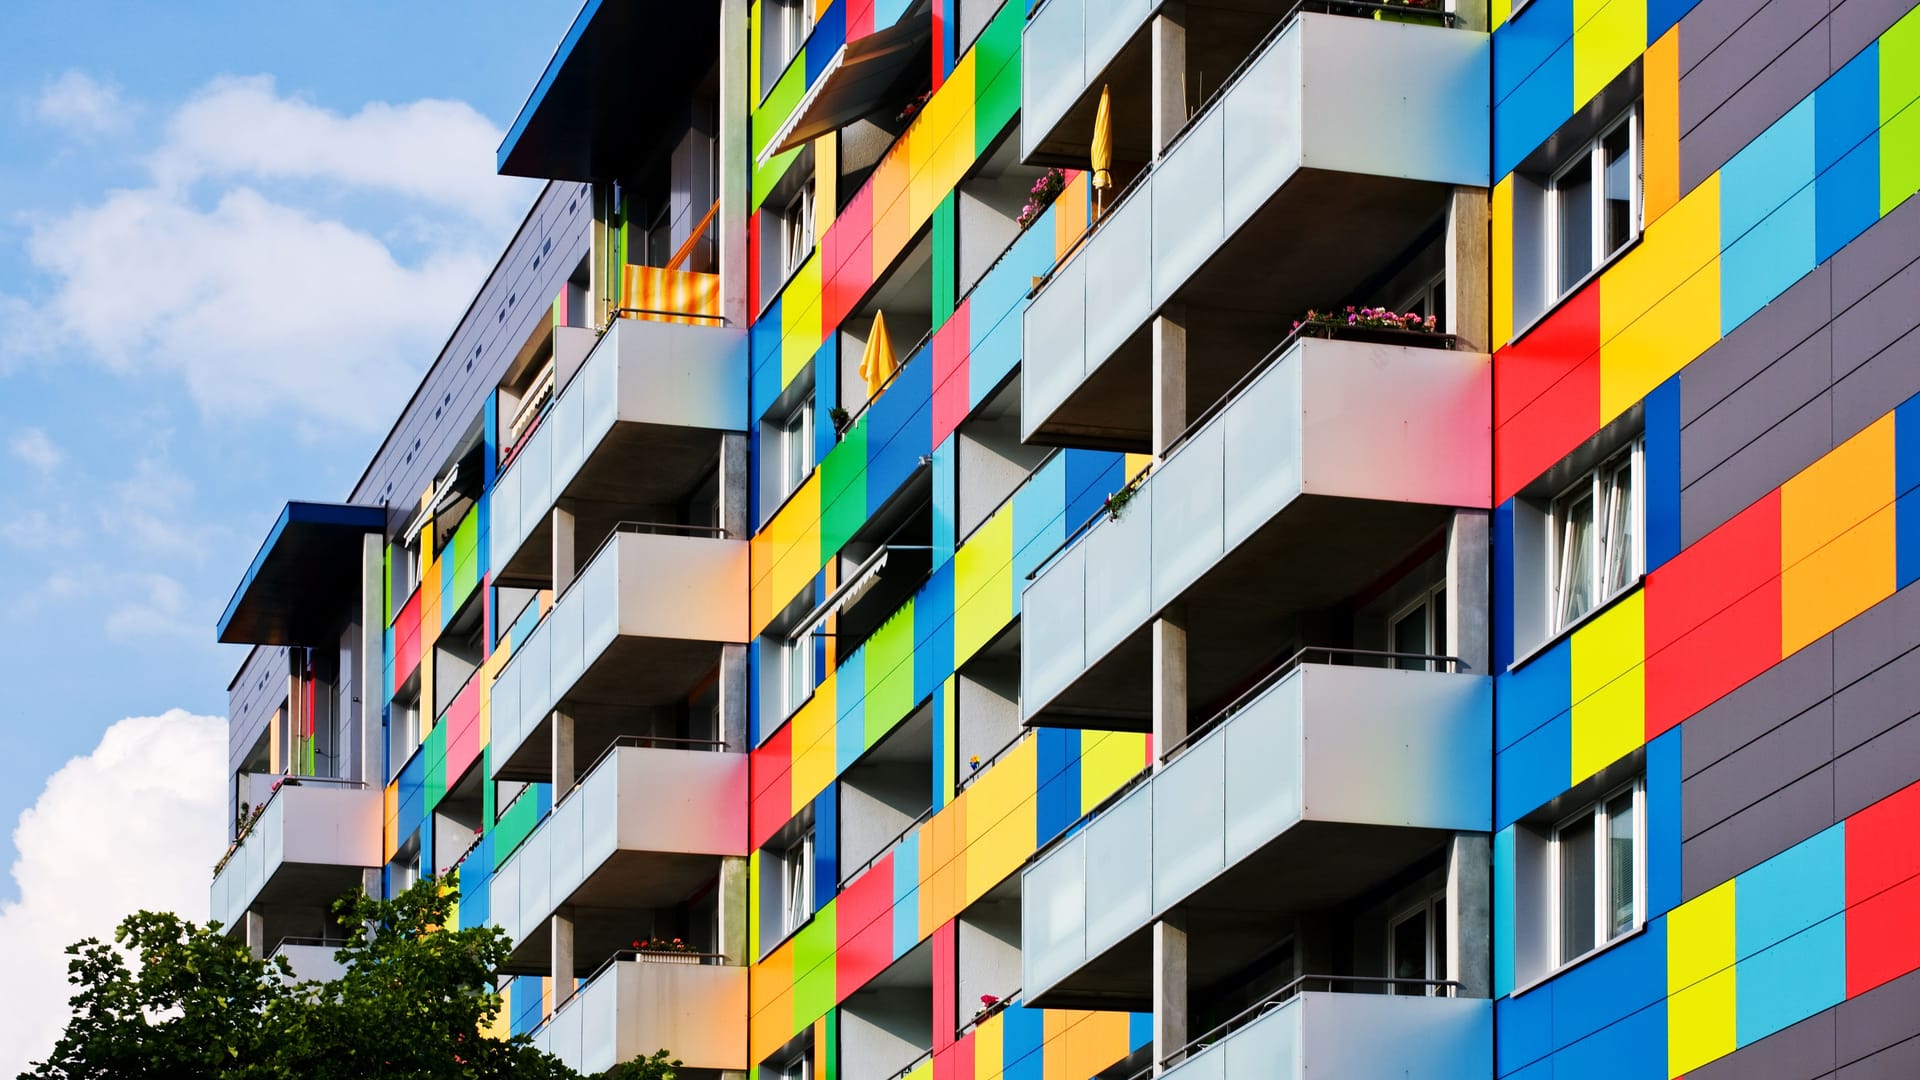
left=209, top=778, right=380, bottom=933
left=529, top=951, right=747, bottom=1074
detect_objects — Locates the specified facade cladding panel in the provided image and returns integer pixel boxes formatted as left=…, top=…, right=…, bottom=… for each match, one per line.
left=201, top=0, right=1920, bottom=1077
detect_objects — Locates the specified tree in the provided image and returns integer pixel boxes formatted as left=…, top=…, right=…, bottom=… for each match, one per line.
left=598, top=1050, right=680, bottom=1080
left=27, top=876, right=584, bottom=1080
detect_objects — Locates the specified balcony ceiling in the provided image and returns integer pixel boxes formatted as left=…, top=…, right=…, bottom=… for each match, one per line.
left=498, top=0, right=719, bottom=181
left=765, top=8, right=933, bottom=158
left=218, top=502, right=386, bottom=647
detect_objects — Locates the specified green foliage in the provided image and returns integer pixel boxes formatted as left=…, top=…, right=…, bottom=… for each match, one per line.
left=26, top=876, right=590, bottom=1080
left=598, top=1049, right=680, bottom=1080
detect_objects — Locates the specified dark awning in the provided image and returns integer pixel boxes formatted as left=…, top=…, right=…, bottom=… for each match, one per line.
left=218, top=502, right=387, bottom=646
left=497, top=0, right=721, bottom=181
left=761, top=10, right=933, bottom=162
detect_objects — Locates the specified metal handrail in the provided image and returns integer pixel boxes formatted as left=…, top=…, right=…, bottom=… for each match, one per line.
left=1159, top=645, right=1464, bottom=763
left=956, top=730, right=1029, bottom=794
left=957, top=988, right=1020, bottom=1037
left=887, top=1047, right=936, bottom=1080
left=607, top=305, right=727, bottom=328
left=216, top=775, right=367, bottom=877
left=443, top=829, right=487, bottom=875
left=270, top=935, right=352, bottom=952
left=543, top=732, right=733, bottom=835
left=838, top=321, right=937, bottom=434
left=1128, top=973, right=1460, bottom=1078
left=840, top=804, right=936, bottom=888
left=1024, top=764, right=1153, bottom=869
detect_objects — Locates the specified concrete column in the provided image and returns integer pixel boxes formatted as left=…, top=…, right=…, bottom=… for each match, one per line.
left=552, top=912, right=576, bottom=1005
left=1445, top=187, right=1492, bottom=354
left=551, top=506, right=576, bottom=593
left=718, top=644, right=749, bottom=753
left=1150, top=3, right=1189, bottom=159
left=719, top=432, right=749, bottom=539
left=1151, top=310, right=1187, bottom=461
left=717, top=855, right=750, bottom=964
left=357, top=533, right=384, bottom=785
left=1152, top=609, right=1187, bottom=770
left=717, top=0, right=751, bottom=327
left=1446, top=833, right=1492, bottom=998
left=1152, top=917, right=1189, bottom=1073
left=552, top=710, right=577, bottom=794
left=1446, top=509, right=1490, bottom=673
left=243, top=910, right=267, bottom=959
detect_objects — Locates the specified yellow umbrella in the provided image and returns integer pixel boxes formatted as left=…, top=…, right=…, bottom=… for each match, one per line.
left=858, top=310, right=897, bottom=401
left=1091, top=83, right=1114, bottom=215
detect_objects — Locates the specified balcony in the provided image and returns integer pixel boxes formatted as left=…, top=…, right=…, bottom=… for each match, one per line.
left=1022, top=10, right=1487, bottom=448
left=1154, top=984, right=1491, bottom=1079
left=488, top=525, right=749, bottom=782
left=1022, top=661, right=1489, bottom=1006
left=209, top=779, right=381, bottom=934
left=488, top=743, right=747, bottom=972
left=531, top=952, right=748, bottom=1074
left=488, top=314, right=747, bottom=588
left=1021, top=336, right=1488, bottom=728
left=271, top=938, right=348, bottom=983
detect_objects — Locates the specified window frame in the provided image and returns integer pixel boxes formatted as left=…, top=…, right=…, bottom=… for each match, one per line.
left=1549, top=777, right=1645, bottom=969
left=1546, top=440, right=1643, bottom=635
left=1388, top=581, right=1450, bottom=672
left=1388, top=892, right=1449, bottom=995
left=776, top=395, right=815, bottom=499
left=780, top=627, right=817, bottom=720
left=781, top=177, right=816, bottom=281
left=780, top=827, right=815, bottom=938
left=1547, top=109, right=1641, bottom=303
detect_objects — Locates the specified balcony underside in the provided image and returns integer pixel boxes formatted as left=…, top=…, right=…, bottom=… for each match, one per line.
left=1028, top=493, right=1449, bottom=730
left=502, top=850, right=725, bottom=975
left=1032, top=167, right=1451, bottom=449
left=1030, top=820, right=1451, bottom=1011
left=494, top=636, right=728, bottom=783
left=495, top=423, right=725, bottom=588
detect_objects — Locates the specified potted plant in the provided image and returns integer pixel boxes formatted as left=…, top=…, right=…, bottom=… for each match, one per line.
left=1016, top=168, right=1068, bottom=231
left=1291, top=306, right=1455, bottom=349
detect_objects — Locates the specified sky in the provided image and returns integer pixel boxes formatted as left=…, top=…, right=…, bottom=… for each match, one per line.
left=0, top=1, right=580, bottom=1069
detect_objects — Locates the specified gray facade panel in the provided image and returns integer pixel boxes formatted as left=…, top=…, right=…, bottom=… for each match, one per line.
left=1835, top=713, right=1920, bottom=819
left=1831, top=0, right=1919, bottom=68
left=1832, top=326, right=1920, bottom=446
left=1833, top=640, right=1920, bottom=755
left=1833, top=193, right=1920, bottom=313
left=1680, top=391, right=1831, bottom=546
left=1834, top=580, right=1920, bottom=686
left=1832, top=256, right=1920, bottom=381
left=1680, top=766, right=1834, bottom=899
left=1682, top=636, right=1834, bottom=777
left=1839, top=1037, right=1920, bottom=1079
left=1690, top=1008, right=1836, bottom=1080
left=1838, top=970, right=1920, bottom=1065
left=1680, top=265, right=1830, bottom=426
left=1679, top=0, right=1785, bottom=74
left=1681, top=326, right=1831, bottom=488
left=1679, top=0, right=1829, bottom=133
left=1680, top=26, right=1832, bottom=193
left=1681, top=701, right=1832, bottom=840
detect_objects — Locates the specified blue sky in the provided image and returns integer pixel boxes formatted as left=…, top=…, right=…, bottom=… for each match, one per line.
left=0, top=3, right=583, bottom=1061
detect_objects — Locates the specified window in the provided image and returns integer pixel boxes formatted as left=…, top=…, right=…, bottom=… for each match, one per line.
left=1550, top=110, right=1639, bottom=299
left=777, top=396, right=815, bottom=498
left=780, top=828, right=815, bottom=937
left=781, top=628, right=817, bottom=718
left=1398, top=273, right=1447, bottom=332
left=1390, top=583, right=1449, bottom=671
left=1553, top=780, right=1642, bottom=965
left=1548, top=442, right=1640, bottom=632
left=781, top=181, right=816, bottom=281
left=767, top=1043, right=814, bottom=1080
left=775, top=0, right=814, bottom=71
left=1389, top=893, right=1448, bottom=995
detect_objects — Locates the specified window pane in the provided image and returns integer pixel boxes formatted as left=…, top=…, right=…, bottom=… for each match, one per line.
left=1433, top=588, right=1448, bottom=664
left=1606, top=791, right=1637, bottom=940
left=1556, top=490, right=1596, bottom=628
left=1559, top=815, right=1597, bottom=963
left=1392, top=604, right=1429, bottom=670
left=1604, top=459, right=1636, bottom=594
left=1603, top=123, right=1635, bottom=257
left=1392, top=909, right=1429, bottom=993
left=1556, top=156, right=1594, bottom=292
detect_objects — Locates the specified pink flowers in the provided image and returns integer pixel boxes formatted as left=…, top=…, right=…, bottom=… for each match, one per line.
left=1016, top=168, right=1068, bottom=230
left=1291, top=304, right=1449, bottom=340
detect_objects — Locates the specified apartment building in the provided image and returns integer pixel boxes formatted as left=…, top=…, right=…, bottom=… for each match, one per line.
left=209, top=0, right=1920, bottom=1077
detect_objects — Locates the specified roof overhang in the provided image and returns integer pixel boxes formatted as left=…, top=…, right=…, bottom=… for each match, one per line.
left=760, top=10, right=934, bottom=163
left=218, top=502, right=387, bottom=646
left=498, top=0, right=721, bottom=181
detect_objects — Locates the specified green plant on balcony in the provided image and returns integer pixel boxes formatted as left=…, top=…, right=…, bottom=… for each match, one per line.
left=1327, top=0, right=1448, bottom=24
left=600, top=1049, right=681, bottom=1079
left=1103, top=470, right=1148, bottom=522
left=1016, top=168, right=1068, bottom=231
left=1291, top=306, right=1454, bottom=348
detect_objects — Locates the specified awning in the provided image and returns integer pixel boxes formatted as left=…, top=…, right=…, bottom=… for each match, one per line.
left=218, top=502, right=387, bottom=646
left=759, top=10, right=934, bottom=163
left=498, top=0, right=720, bottom=181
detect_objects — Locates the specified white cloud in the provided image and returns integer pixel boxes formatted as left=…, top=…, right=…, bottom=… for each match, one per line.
left=0, top=710, right=225, bottom=1076
left=103, top=572, right=198, bottom=644
left=9, top=429, right=62, bottom=475
left=0, top=509, right=79, bottom=552
left=34, top=70, right=130, bottom=136
left=2, top=75, right=536, bottom=429
left=154, top=75, right=527, bottom=225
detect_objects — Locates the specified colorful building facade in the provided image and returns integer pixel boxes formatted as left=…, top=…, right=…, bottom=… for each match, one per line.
left=210, top=0, right=1920, bottom=1077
